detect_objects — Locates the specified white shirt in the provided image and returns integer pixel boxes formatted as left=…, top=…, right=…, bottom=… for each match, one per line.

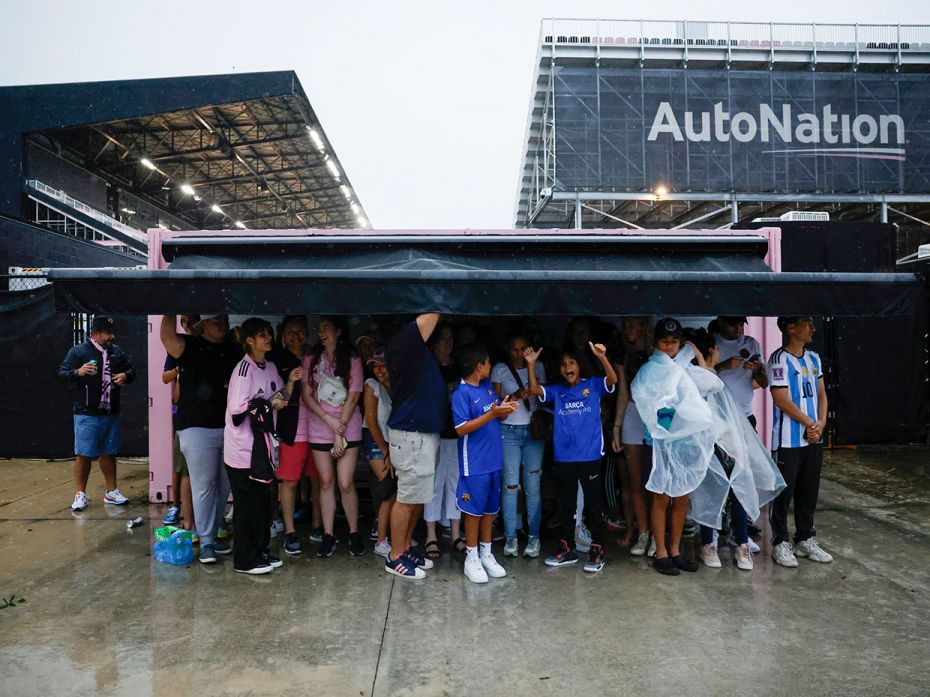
left=364, top=377, right=392, bottom=444
left=714, top=333, right=762, bottom=416
left=490, top=362, right=546, bottom=426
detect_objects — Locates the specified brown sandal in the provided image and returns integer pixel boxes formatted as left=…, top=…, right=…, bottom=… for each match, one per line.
left=424, top=539, right=441, bottom=560
left=452, top=537, right=467, bottom=555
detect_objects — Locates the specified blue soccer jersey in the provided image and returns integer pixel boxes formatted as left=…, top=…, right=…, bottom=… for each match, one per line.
left=451, top=379, right=503, bottom=476
left=541, top=376, right=615, bottom=463
left=767, top=348, right=823, bottom=449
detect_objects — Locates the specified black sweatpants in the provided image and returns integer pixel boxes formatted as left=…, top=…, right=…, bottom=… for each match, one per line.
left=769, top=445, right=823, bottom=546
left=553, top=460, right=606, bottom=547
left=226, top=465, right=272, bottom=570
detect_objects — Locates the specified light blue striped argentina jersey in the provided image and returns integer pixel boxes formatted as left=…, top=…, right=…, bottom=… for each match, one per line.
left=766, top=348, right=823, bottom=450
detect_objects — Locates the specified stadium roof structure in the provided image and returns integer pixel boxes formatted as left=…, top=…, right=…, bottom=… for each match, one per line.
left=515, top=19, right=930, bottom=236
left=0, top=71, right=368, bottom=236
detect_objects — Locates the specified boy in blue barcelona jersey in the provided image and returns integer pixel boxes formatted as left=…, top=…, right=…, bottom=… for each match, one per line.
left=767, top=316, right=832, bottom=568
left=524, top=341, right=617, bottom=572
left=452, top=344, right=520, bottom=584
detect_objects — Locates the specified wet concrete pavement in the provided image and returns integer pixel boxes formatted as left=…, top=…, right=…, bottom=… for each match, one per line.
left=2, top=449, right=929, bottom=697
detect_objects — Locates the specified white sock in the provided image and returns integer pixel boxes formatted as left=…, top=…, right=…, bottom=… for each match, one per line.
left=479, top=542, right=492, bottom=558
left=466, top=546, right=479, bottom=562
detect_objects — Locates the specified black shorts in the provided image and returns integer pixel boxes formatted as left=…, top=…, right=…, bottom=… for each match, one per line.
left=309, top=441, right=362, bottom=452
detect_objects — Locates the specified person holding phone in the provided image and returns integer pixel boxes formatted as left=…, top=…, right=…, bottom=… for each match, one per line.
left=712, top=316, right=768, bottom=428
left=59, top=315, right=136, bottom=512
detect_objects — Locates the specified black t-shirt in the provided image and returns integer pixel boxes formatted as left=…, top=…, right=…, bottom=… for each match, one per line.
left=268, top=348, right=303, bottom=445
left=386, top=321, right=447, bottom=433
left=175, top=336, right=243, bottom=430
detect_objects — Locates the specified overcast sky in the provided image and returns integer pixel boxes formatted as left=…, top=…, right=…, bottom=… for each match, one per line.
left=2, top=0, right=929, bottom=229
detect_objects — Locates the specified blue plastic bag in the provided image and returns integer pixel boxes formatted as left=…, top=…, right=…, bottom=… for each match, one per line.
left=153, top=530, right=194, bottom=566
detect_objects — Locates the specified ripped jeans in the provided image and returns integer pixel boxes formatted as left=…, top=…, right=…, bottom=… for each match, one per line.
left=501, top=424, right=544, bottom=540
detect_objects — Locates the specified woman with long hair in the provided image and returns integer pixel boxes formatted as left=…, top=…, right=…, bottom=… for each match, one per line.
left=611, top=317, right=654, bottom=556
left=301, top=316, right=366, bottom=558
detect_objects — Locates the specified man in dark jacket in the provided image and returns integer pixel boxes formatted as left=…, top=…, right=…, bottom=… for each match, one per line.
left=58, top=315, right=136, bottom=511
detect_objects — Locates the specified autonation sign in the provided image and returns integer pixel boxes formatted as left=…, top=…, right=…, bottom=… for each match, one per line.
left=553, top=67, right=930, bottom=194
left=647, top=103, right=905, bottom=161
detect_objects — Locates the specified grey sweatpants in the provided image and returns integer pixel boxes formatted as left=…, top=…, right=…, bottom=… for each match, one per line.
left=177, top=427, right=229, bottom=547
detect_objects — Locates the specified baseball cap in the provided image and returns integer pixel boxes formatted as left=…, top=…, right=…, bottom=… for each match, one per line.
left=90, top=315, right=116, bottom=332
left=654, top=318, right=683, bottom=342
left=718, top=316, right=748, bottom=325
left=194, top=314, right=225, bottom=326
left=367, top=348, right=387, bottom=367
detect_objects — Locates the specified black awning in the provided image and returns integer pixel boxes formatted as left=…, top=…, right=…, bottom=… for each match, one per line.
left=47, top=232, right=922, bottom=317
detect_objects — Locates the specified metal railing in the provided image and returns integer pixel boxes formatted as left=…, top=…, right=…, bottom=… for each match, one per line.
left=541, top=19, right=930, bottom=50
left=4, top=271, right=49, bottom=292
left=25, top=180, right=147, bottom=243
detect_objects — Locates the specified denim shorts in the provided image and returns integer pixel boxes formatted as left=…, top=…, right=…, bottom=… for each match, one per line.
left=363, top=429, right=388, bottom=462
left=74, top=414, right=121, bottom=458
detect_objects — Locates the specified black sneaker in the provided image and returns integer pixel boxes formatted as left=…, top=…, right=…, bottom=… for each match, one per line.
left=369, top=521, right=379, bottom=541
left=283, top=533, right=302, bottom=556
left=654, top=556, right=680, bottom=575
left=309, top=527, right=324, bottom=543
left=583, top=543, right=605, bottom=573
left=544, top=539, right=579, bottom=567
left=316, top=533, right=336, bottom=558
left=262, top=552, right=283, bottom=569
left=234, top=560, right=273, bottom=575
left=671, top=555, right=698, bottom=573
left=349, top=531, right=367, bottom=557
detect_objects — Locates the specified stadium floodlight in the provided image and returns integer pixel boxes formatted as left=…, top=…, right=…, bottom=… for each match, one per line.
left=180, top=183, right=196, bottom=196
left=307, top=126, right=325, bottom=152
left=653, top=184, right=669, bottom=201
left=211, top=204, right=223, bottom=214
left=234, top=221, right=246, bottom=229
left=326, top=159, right=340, bottom=179
left=140, top=157, right=157, bottom=170
left=340, top=184, right=352, bottom=200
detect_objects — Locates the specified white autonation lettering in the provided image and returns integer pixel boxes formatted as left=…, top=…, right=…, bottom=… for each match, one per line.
left=647, top=102, right=905, bottom=153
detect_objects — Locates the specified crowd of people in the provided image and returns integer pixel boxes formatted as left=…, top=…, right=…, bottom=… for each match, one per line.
left=58, top=312, right=834, bottom=580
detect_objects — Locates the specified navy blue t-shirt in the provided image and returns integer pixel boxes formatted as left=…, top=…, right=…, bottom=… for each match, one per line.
left=386, top=321, right=447, bottom=433
left=452, top=379, right=503, bottom=476
left=541, top=376, right=615, bottom=463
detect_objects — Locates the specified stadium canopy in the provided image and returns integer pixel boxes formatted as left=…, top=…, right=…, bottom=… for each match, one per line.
left=47, top=230, right=921, bottom=317
left=0, top=71, right=368, bottom=240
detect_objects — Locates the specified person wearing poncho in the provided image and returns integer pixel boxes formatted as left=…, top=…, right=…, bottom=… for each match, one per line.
left=631, top=319, right=722, bottom=576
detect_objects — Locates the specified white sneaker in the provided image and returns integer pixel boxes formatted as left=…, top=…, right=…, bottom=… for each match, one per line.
left=735, top=543, right=754, bottom=571
left=647, top=536, right=657, bottom=558
left=795, top=538, right=833, bottom=563
left=748, top=538, right=761, bottom=554
left=71, top=491, right=89, bottom=511
left=700, top=543, right=722, bottom=568
left=773, top=541, right=799, bottom=568
left=503, top=538, right=519, bottom=557
left=630, top=532, right=650, bottom=556
left=574, top=523, right=592, bottom=554
left=480, top=553, right=507, bottom=578
left=374, top=540, right=391, bottom=558
left=103, top=488, right=128, bottom=505
left=523, top=537, right=541, bottom=558
left=464, top=556, right=489, bottom=584
left=224, top=505, right=234, bottom=525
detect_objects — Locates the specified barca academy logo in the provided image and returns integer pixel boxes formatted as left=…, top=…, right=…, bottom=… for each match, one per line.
left=582, top=388, right=590, bottom=397
left=461, top=493, right=471, bottom=502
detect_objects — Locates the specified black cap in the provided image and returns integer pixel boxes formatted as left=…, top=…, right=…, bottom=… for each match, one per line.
left=654, top=318, right=683, bottom=342
left=90, top=315, right=116, bottom=333
left=718, top=316, right=748, bottom=325
left=777, top=316, right=813, bottom=332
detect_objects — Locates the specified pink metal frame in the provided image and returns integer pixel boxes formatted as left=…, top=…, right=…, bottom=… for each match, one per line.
left=146, top=227, right=782, bottom=502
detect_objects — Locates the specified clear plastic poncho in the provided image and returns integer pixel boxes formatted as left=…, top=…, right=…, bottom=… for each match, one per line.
left=676, top=347, right=787, bottom=528
left=631, top=347, right=723, bottom=498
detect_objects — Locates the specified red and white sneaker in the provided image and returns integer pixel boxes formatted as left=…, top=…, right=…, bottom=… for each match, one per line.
left=104, top=488, right=129, bottom=505
left=71, top=491, right=89, bottom=511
